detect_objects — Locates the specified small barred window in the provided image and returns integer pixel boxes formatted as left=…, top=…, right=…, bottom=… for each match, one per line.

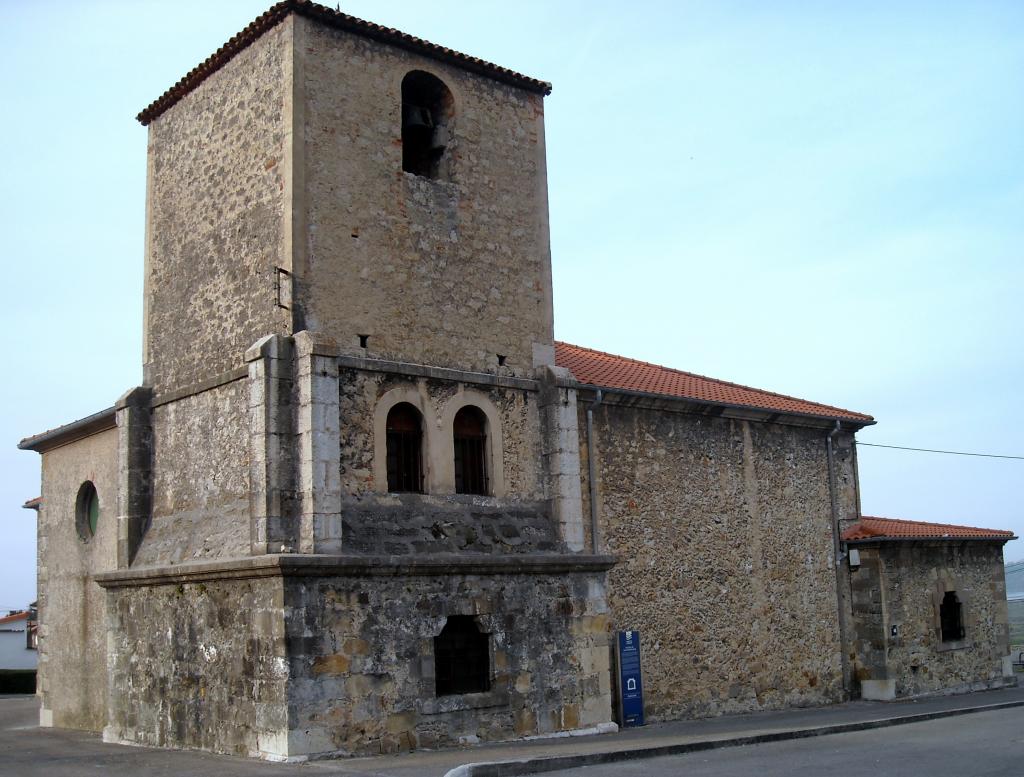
left=434, top=616, right=490, bottom=696
left=940, top=591, right=964, bottom=642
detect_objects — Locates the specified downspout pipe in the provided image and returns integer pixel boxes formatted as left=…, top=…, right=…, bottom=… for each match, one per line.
left=586, top=389, right=604, bottom=553
left=827, top=420, right=844, bottom=565
left=826, top=419, right=851, bottom=695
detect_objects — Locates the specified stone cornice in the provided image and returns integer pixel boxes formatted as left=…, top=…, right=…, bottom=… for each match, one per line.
left=95, top=553, right=617, bottom=588
left=570, top=383, right=872, bottom=432
left=17, top=407, right=117, bottom=453
left=336, top=355, right=539, bottom=392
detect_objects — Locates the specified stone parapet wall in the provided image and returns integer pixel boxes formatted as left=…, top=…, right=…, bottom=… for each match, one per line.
left=584, top=402, right=848, bottom=720
left=340, top=496, right=561, bottom=555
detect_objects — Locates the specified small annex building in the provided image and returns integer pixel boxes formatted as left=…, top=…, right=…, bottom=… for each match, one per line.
left=843, top=517, right=1016, bottom=700
left=17, top=0, right=1018, bottom=761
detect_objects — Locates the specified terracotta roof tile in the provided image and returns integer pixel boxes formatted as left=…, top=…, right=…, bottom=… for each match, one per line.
left=842, top=516, right=1016, bottom=542
left=138, top=0, right=551, bottom=126
left=0, top=611, right=28, bottom=626
left=22, top=497, right=42, bottom=510
left=554, top=342, right=873, bottom=424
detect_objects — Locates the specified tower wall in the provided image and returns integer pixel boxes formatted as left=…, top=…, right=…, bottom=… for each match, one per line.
left=143, top=18, right=295, bottom=395
left=295, top=16, right=555, bottom=376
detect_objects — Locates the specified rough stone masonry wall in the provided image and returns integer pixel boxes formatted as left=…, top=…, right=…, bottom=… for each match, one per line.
left=135, top=380, right=251, bottom=566
left=848, top=547, right=888, bottom=686
left=297, top=16, right=555, bottom=376
left=104, top=576, right=289, bottom=758
left=336, top=368, right=559, bottom=555
left=585, top=404, right=848, bottom=720
left=144, top=19, right=292, bottom=395
left=853, top=542, right=1013, bottom=697
left=283, top=571, right=612, bottom=756
left=37, top=427, right=118, bottom=731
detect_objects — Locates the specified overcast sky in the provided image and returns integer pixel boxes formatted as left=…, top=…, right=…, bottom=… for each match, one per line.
left=2, top=1, right=1021, bottom=610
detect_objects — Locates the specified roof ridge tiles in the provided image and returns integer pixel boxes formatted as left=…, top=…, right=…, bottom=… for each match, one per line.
left=842, top=515, right=1015, bottom=541
left=137, top=0, right=552, bottom=126
left=859, top=515, right=1016, bottom=535
left=554, top=340, right=873, bottom=423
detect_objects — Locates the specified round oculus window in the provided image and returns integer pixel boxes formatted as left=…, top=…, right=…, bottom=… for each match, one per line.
left=75, top=481, right=99, bottom=541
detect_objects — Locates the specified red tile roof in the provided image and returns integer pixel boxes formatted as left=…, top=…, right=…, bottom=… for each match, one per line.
left=842, top=516, right=1016, bottom=542
left=138, top=0, right=552, bottom=126
left=0, top=611, right=29, bottom=627
left=554, top=342, right=873, bottom=424
left=22, top=497, right=42, bottom=510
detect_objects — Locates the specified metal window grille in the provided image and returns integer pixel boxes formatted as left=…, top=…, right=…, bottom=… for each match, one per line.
left=453, top=407, right=488, bottom=495
left=386, top=404, right=423, bottom=493
left=434, top=616, right=490, bottom=696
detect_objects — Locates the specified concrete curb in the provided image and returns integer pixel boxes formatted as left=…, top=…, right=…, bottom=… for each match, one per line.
left=448, top=699, right=1024, bottom=777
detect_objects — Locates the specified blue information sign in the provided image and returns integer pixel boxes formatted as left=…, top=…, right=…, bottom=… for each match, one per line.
left=616, top=630, right=645, bottom=727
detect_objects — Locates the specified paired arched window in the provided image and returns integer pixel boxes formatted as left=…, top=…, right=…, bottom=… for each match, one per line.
left=380, top=398, right=495, bottom=496
left=386, top=403, right=424, bottom=493
left=453, top=406, right=488, bottom=495
left=401, top=70, right=453, bottom=180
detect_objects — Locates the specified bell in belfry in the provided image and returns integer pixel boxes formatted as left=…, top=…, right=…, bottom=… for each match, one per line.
left=402, top=103, right=434, bottom=134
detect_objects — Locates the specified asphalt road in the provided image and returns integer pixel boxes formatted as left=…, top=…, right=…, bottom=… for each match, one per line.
left=544, top=706, right=1024, bottom=777
left=2, top=694, right=1022, bottom=777
left=0, top=696, right=374, bottom=777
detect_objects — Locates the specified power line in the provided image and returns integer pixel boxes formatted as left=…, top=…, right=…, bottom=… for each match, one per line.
left=858, top=442, right=1024, bottom=460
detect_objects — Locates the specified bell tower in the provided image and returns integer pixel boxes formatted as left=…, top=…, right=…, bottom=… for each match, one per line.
left=140, top=4, right=556, bottom=395
left=290, top=11, right=556, bottom=377
left=28, top=3, right=616, bottom=760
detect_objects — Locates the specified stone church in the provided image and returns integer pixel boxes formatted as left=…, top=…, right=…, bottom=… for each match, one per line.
left=18, top=0, right=1016, bottom=761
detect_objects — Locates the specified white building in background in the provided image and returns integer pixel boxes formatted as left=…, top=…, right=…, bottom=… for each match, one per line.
left=0, top=611, right=37, bottom=672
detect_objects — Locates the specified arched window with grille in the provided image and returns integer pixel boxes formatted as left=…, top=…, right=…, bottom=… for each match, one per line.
left=453, top=406, right=488, bottom=495
left=386, top=403, right=424, bottom=493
